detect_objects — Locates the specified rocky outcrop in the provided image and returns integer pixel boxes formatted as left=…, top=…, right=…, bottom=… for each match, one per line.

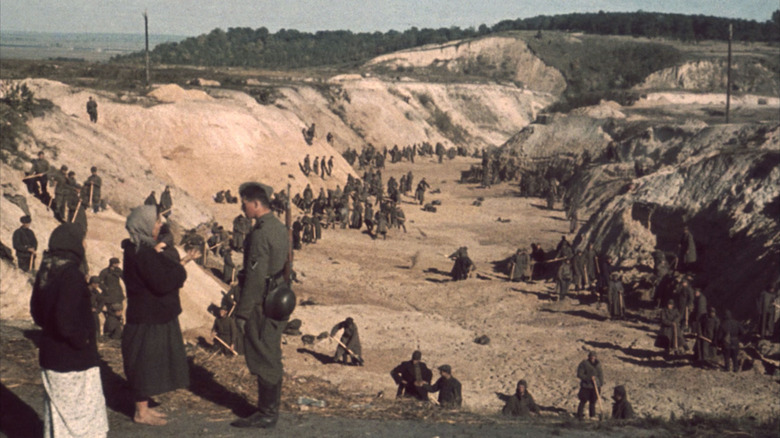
left=636, top=59, right=780, bottom=96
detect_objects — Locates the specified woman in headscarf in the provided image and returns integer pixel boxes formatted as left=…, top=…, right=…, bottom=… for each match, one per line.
left=121, top=205, right=200, bottom=425
left=31, top=223, right=109, bottom=437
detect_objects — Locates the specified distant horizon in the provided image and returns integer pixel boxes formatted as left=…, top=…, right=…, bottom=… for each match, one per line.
left=1, top=1, right=777, bottom=37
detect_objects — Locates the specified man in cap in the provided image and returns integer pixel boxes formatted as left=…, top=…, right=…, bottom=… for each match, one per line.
left=611, top=385, right=634, bottom=419
left=231, top=182, right=290, bottom=429
left=12, top=215, right=37, bottom=272
left=390, top=350, right=433, bottom=401
left=424, top=365, right=462, bottom=408
left=576, top=351, right=603, bottom=420
left=83, top=166, right=102, bottom=213
left=99, top=257, right=124, bottom=310
left=501, top=379, right=540, bottom=417
left=330, top=317, right=362, bottom=365
left=556, top=258, right=574, bottom=302
left=718, top=310, right=745, bottom=372
left=86, top=96, right=98, bottom=122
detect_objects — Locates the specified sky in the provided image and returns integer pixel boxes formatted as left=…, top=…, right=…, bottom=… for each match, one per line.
left=1, top=0, right=777, bottom=36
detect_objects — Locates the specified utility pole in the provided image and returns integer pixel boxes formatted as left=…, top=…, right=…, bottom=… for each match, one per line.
left=725, top=23, right=732, bottom=123
left=144, top=10, right=150, bottom=87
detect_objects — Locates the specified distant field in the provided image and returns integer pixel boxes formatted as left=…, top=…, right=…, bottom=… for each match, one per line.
left=0, top=31, right=186, bottom=62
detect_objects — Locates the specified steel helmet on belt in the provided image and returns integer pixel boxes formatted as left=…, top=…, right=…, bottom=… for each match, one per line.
left=264, top=283, right=296, bottom=320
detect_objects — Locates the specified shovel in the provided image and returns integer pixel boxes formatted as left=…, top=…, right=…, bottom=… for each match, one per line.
left=331, top=336, right=365, bottom=365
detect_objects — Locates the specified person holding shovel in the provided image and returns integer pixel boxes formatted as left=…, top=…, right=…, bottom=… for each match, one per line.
left=330, top=317, right=362, bottom=365
left=576, top=351, right=604, bottom=420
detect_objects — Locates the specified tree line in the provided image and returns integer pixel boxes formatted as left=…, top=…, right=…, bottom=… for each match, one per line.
left=111, top=10, right=780, bottom=69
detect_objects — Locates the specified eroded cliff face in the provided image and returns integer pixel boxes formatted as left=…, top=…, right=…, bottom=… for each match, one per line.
left=564, top=122, right=780, bottom=317
left=636, top=59, right=780, bottom=96
left=365, top=36, right=568, bottom=95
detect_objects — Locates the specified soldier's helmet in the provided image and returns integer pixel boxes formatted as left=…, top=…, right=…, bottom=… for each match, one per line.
left=264, top=283, right=296, bottom=321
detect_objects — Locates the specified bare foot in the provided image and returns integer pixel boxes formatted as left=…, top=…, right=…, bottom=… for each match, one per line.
left=134, top=412, right=167, bottom=426
left=148, top=408, right=168, bottom=418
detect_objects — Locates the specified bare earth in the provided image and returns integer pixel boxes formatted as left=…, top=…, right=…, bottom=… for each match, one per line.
left=2, top=157, right=777, bottom=438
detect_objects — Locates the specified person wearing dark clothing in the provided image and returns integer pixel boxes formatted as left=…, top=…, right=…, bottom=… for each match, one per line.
left=88, top=276, right=103, bottom=339
left=30, top=151, right=51, bottom=201
left=572, top=249, right=587, bottom=291
left=607, top=273, right=625, bottom=319
left=611, top=385, right=634, bottom=420
left=718, top=310, right=745, bottom=372
left=425, top=365, right=462, bottom=408
left=758, top=286, right=778, bottom=339
left=576, top=351, right=603, bottom=419
left=449, top=247, right=474, bottom=281
left=231, top=182, right=290, bottom=429
left=122, top=205, right=200, bottom=426
left=30, top=223, right=108, bottom=436
left=675, top=278, right=695, bottom=329
left=223, top=247, right=236, bottom=284
left=330, top=317, right=362, bottom=365
left=502, top=379, right=540, bottom=417
left=555, top=236, right=573, bottom=260
left=658, top=300, right=685, bottom=354
left=144, top=191, right=157, bottom=207
left=556, top=259, right=573, bottom=301
left=104, top=306, right=124, bottom=340
left=99, top=257, right=125, bottom=311
left=597, top=255, right=613, bottom=303
left=415, top=178, right=430, bottom=205
left=51, top=165, right=69, bottom=221
left=84, top=166, right=102, bottom=213
left=510, top=249, right=530, bottom=282
left=12, top=215, right=37, bottom=272
left=678, top=225, right=697, bottom=273
left=391, top=350, right=433, bottom=401
left=159, top=186, right=173, bottom=218
left=232, top=214, right=252, bottom=251
left=691, top=289, right=708, bottom=362
left=212, top=307, right=238, bottom=355
left=701, top=307, right=720, bottom=364
left=86, top=96, right=98, bottom=123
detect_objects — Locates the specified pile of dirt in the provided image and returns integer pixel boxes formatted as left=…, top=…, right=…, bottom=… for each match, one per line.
left=147, top=83, right=212, bottom=102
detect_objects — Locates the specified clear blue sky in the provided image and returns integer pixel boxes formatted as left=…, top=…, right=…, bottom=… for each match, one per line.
left=1, top=0, right=777, bottom=36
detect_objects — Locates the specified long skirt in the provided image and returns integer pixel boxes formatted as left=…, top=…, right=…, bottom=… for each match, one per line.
left=42, top=366, right=108, bottom=438
left=122, top=319, right=189, bottom=400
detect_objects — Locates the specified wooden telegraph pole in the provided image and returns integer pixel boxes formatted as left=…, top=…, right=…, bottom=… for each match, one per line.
left=725, top=23, right=732, bottom=123
left=144, top=10, right=151, bottom=87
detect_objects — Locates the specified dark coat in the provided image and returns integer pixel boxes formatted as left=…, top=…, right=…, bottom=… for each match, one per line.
left=30, top=224, right=98, bottom=372
left=330, top=319, right=361, bottom=356
left=99, top=266, right=124, bottom=305
left=607, top=279, right=625, bottom=318
left=577, top=359, right=603, bottom=389
left=122, top=239, right=187, bottom=324
left=12, top=226, right=37, bottom=269
left=391, top=360, right=433, bottom=399
left=659, top=307, right=683, bottom=347
left=680, top=231, right=697, bottom=264
left=426, top=376, right=462, bottom=408
left=611, top=386, right=634, bottom=420
left=502, top=391, right=539, bottom=417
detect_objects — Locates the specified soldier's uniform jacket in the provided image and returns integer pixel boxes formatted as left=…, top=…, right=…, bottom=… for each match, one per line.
left=236, top=211, right=289, bottom=384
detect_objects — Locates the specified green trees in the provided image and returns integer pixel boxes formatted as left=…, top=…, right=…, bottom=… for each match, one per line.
left=111, top=10, right=779, bottom=69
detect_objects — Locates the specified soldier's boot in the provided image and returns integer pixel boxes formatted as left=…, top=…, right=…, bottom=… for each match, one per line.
left=231, top=378, right=280, bottom=428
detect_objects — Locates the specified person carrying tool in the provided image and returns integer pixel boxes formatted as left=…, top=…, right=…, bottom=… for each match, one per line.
left=330, top=317, right=362, bottom=365
left=576, top=351, right=604, bottom=420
